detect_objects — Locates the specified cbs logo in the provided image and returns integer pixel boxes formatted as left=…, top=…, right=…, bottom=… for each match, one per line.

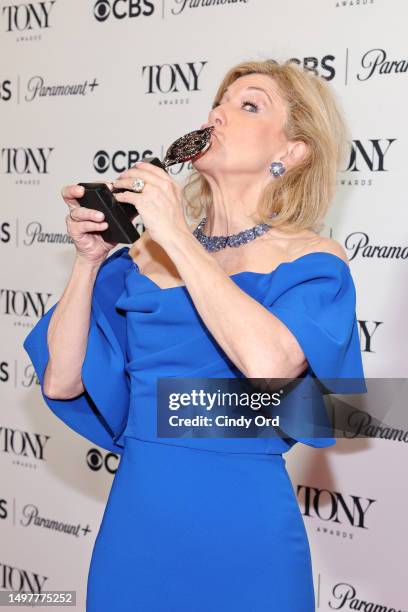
left=93, top=149, right=154, bottom=174
left=93, top=0, right=154, bottom=22
left=288, top=55, right=336, bottom=80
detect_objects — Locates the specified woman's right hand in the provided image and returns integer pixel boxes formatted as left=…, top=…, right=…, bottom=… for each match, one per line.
left=63, top=183, right=118, bottom=266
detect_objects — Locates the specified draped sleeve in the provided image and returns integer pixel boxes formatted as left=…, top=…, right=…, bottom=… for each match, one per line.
left=262, top=252, right=367, bottom=449
left=23, top=247, right=132, bottom=455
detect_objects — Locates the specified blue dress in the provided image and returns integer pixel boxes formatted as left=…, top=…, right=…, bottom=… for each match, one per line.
left=23, top=246, right=366, bottom=612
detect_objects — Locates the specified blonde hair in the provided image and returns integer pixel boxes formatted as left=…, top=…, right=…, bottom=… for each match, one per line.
left=182, top=59, right=349, bottom=234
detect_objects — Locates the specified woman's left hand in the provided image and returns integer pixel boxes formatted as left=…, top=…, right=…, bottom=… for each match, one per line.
left=112, top=161, right=190, bottom=250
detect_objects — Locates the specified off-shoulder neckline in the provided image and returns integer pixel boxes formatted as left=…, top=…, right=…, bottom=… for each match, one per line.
left=122, top=248, right=350, bottom=291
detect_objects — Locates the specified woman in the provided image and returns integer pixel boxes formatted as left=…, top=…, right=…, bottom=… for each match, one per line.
left=23, top=60, right=366, bottom=611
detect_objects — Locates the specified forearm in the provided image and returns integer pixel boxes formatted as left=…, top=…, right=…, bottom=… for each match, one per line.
left=43, top=256, right=102, bottom=398
left=164, top=231, right=295, bottom=378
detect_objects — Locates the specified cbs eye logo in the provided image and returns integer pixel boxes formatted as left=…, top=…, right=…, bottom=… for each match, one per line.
left=93, top=0, right=155, bottom=22
left=87, top=448, right=120, bottom=474
left=94, top=150, right=111, bottom=173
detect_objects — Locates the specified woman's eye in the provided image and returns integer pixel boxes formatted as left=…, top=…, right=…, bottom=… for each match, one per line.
left=241, top=100, right=259, bottom=113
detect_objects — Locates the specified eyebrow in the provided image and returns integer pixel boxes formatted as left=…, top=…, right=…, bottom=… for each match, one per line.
left=223, top=85, right=274, bottom=105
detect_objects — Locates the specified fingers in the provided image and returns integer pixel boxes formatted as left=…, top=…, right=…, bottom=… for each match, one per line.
left=113, top=191, right=138, bottom=206
left=66, top=216, right=108, bottom=233
left=113, top=175, right=171, bottom=196
left=61, top=184, right=85, bottom=204
left=62, top=181, right=114, bottom=204
left=68, top=206, right=106, bottom=223
left=115, top=164, right=171, bottom=192
left=62, top=183, right=110, bottom=223
left=119, top=161, right=167, bottom=181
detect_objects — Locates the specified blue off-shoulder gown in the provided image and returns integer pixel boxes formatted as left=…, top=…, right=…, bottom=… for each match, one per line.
left=23, top=246, right=366, bottom=612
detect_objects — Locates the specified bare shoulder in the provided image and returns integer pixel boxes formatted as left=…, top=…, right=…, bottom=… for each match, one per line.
left=311, top=237, right=350, bottom=266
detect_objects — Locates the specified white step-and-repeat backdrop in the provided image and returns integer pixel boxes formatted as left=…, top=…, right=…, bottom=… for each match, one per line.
left=1, top=1, right=407, bottom=610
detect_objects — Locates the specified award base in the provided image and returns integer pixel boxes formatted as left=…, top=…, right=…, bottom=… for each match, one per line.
left=77, top=182, right=140, bottom=244
left=78, top=157, right=165, bottom=244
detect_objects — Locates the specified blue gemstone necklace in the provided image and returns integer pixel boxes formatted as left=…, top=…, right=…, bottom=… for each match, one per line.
left=193, top=215, right=276, bottom=253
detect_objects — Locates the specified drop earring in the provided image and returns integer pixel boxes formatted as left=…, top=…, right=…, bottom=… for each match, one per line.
left=269, top=161, right=286, bottom=178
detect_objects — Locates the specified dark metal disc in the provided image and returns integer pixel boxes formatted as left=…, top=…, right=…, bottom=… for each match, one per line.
left=163, top=126, right=214, bottom=168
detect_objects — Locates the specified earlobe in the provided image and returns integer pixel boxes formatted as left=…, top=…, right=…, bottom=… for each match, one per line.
left=269, top=141, right=307, bottom=176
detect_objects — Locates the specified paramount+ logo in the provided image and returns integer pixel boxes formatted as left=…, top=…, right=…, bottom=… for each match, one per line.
left=93, top=0, right=155, bottom=21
